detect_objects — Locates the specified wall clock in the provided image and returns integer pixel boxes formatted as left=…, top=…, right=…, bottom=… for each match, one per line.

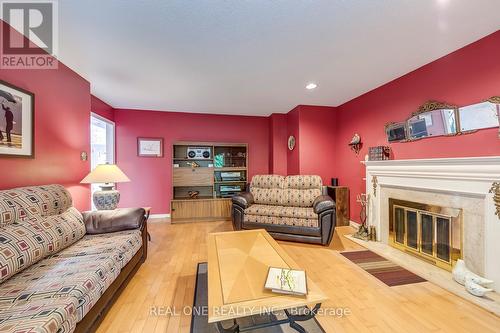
left=288, top=135, right=296, bottom=151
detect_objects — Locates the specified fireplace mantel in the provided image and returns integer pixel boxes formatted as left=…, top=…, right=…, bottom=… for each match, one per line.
left=364, top=156, right=500, bottom=292
left=364, top=156, right=500, bottom=182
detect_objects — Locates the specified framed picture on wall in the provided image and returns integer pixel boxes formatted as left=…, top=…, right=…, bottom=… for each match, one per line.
left=0, top=80, right=34, bottom=158
left=137, top=137, right=164, bottom=157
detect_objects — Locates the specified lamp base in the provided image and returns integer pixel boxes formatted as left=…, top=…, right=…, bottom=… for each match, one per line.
left=93, top=189, right=120, bottom=210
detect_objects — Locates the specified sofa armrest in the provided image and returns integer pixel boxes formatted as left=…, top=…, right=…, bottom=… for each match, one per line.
left=232, top=192, right=254, bottom=209
left=313, top=195, right=334, bottom=214
left=83, top=208, right=146, bottom=234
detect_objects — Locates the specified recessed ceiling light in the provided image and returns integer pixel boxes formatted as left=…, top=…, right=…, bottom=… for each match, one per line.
left=306, top=83, right=317, bottom=90
left=436, top=0, right=451, bottom=7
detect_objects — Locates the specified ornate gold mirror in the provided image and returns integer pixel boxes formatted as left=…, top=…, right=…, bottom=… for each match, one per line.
left=386, top=97, right=500, bottom=143
left=386, top=122, right=407, bottom=142
left=458, top=97, right=500, bottom=133
left=407, top=101, right=458, bottom=140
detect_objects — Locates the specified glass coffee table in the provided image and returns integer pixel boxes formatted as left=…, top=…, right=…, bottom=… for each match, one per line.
left=207, top=229, right=327, bottom=332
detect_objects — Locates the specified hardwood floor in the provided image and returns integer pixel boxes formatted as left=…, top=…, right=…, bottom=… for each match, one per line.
left=97, top=222, right=500, bottom=333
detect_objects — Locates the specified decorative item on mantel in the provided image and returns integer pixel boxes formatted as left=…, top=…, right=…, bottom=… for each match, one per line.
left=81, top=163, right=130, bottom=210
left=368, top=146, right=391, bottom=161
left=452, top=259, right=494, bottom=297
left=489, top=182, right=500, bottom=219
left=353, top=193, right=370, bottom=241
left=348, top=134, right=362, bottom=155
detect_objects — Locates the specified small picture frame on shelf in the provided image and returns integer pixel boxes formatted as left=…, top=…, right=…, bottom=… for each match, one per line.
left=138, top=137, right=163, bottom=157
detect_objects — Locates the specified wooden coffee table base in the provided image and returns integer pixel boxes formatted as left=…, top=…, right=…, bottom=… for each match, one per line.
left=215, top=303, right=322, bottom=333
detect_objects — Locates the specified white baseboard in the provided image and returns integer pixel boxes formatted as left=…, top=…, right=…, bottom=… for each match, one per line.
left=349, top=220, right=360, bottom=230
left=149, top=214, right=170, bottom=219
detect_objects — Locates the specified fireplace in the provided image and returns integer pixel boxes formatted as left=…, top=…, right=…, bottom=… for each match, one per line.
left=388, top=198, right=462, bottom=271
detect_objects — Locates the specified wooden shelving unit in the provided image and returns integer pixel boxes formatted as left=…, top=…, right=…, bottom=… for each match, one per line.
left=171, top=141, right=248, bottom=223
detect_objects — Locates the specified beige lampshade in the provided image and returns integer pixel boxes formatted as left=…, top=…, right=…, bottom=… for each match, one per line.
left=81, top=164, right=130, bottom=184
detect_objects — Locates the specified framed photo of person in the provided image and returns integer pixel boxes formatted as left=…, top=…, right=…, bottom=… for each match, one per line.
left=0, top=80, right=34, bottom=158
left=137, top=137, right=164, bottom=157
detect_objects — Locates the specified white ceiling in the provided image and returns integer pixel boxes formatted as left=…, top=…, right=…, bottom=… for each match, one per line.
left=58, top=0, right=500, bottom=116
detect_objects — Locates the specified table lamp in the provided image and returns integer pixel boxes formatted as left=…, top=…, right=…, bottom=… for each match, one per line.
left=81, top=163, right=130, bottom=210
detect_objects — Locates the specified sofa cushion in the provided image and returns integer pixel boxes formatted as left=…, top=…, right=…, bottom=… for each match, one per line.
left=0, top=297, right=78, bottom=333
left=0, top=230, right=142, bottom=322
left=0, top=251, right=119, bottom=322
left=0, top=207, right=86, bottom=283
left=53, top=229, right=143, bottom=269
left=0, top=185, right=73, bottom=227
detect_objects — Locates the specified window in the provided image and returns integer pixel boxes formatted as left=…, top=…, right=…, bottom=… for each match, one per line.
left=90, top=113, right=115, bottom=208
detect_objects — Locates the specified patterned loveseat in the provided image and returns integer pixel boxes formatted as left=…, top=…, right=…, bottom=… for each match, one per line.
left=231, top=175, right=335, bottom=245
left=0, top=185, right=148, bottom=333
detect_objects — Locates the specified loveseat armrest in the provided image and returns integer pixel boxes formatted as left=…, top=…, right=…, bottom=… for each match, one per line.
left=232, top=192, right=254, bottom=209
left=313, top=195, right=334, bottom=214
left=83, top=208, right=146, bottom=234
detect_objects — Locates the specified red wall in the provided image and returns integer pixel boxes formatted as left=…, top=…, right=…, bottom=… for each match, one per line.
left=114, top=109, right=270, bottom=214
left=286, top=107, right=300, bottom=175
left=295, top=105, right=337, bottom=183
left=283, top=105, right=337, bottom=184
left=91, top=95, right=115, bottom=121
left=335, top=30, right=500, bottom=223
left=0, top=22, right=91, bottom=210
left=269, top=113, right=288, bottom=175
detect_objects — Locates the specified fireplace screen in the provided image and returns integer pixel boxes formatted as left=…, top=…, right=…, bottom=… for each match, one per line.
left=389, top=199, right=462, bottom=271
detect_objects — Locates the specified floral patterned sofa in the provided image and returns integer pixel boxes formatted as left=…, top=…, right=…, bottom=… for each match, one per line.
left=0, top=185, right=148, bottom=333
left=231, top=175, right=335, bottom=245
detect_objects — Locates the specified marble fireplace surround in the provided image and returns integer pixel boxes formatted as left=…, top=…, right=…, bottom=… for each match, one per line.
left=364, top=156, right=500, bottom=293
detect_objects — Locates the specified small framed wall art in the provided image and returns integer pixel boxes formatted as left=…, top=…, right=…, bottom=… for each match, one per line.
left=0, top=80, right=34, bottom=158
left=137, top=137, right=164, bottom=157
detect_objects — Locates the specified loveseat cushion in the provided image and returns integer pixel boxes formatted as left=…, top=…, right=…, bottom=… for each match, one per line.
left=285, top=175, right=323, bottom=190
left=245, top=205, right=317, bottom=220
left=244, top=204, right=318, bottom=227
left=282, top=175, right=323, bottom=207
left=250, top=175, right=286, bottom=205
left=244, top=204, right=283, bottom=217
left=0, top=230, right=142, bottom=322
left=251, top=175, right=285, bottom=189
left=243, top=214, right=318, bottom=228
left=0, top=297, right=78, bottom=333
left=0, top=207, right=86, bottom=283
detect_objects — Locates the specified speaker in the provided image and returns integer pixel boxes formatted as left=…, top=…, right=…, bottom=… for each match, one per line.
left=331, top=178, right=338, bottom=186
